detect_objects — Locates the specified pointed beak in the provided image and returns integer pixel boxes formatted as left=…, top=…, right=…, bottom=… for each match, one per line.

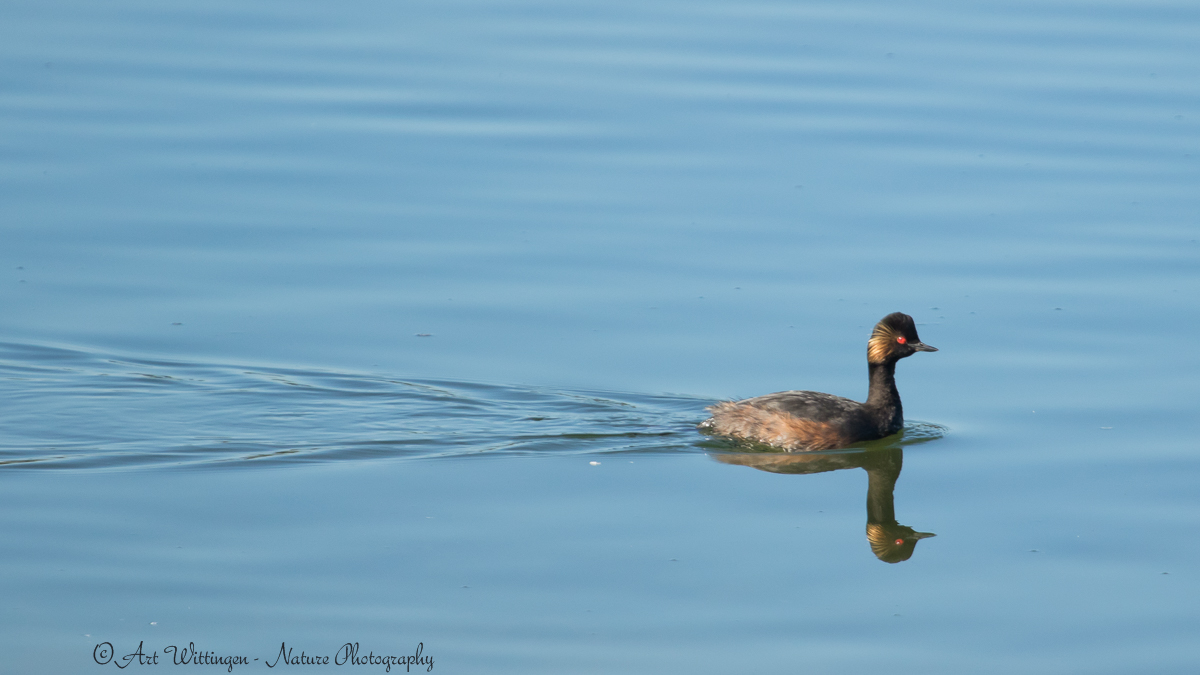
left=913, top=342, right=938, bottom=352
left=910, top=531, right=937, bottom=540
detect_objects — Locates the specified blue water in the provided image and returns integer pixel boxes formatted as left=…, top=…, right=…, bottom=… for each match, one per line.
left=2, top=0, right=1199, bottom=671
left=0, top=340, right=712, bottom=469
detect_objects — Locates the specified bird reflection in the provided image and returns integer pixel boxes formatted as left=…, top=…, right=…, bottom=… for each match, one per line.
left=715, top=446, right=934, bottom=563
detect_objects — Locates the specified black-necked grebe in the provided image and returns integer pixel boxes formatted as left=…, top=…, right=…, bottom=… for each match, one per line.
left=699, top=312, right=937, bottom=451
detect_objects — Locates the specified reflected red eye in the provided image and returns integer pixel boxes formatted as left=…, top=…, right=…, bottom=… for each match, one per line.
left=895, top=539, right=904, bottom=545
left=896, top=336, right=907, bottom=344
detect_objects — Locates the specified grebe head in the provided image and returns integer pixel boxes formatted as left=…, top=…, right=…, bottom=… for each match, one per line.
left=867, top=312, right=938, bottom=364
left=867, top=523, right=936, bottom=563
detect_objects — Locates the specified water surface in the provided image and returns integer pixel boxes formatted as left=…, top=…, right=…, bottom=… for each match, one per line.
left=2, top=0, right=1199, bottom=671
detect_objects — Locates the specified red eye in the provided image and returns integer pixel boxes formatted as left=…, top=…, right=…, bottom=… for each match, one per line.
left=895, top=539, right=904, bottom=545
left=896, top=336, right=907, bottom=344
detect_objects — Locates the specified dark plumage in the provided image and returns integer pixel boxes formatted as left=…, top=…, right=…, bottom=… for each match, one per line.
left=698, top=312, right=937, bottom=451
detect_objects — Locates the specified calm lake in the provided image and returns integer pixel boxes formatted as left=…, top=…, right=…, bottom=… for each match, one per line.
left=2, top=0, right=1198, bottom=672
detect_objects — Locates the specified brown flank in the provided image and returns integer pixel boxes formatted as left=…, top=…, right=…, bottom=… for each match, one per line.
left=702, top=402, right=851, bottom=451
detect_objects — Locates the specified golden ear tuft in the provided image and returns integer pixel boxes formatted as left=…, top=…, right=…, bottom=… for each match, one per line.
left=867, top=322, right=900, bottom=363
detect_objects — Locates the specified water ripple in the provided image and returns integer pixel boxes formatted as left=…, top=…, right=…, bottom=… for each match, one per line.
left=0, top=341, right=712, bottom=470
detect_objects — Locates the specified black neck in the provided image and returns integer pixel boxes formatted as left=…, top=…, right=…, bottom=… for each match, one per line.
left=864, top=360, right=903, bottom=434
left=864, top=449, right=903, bottom=525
